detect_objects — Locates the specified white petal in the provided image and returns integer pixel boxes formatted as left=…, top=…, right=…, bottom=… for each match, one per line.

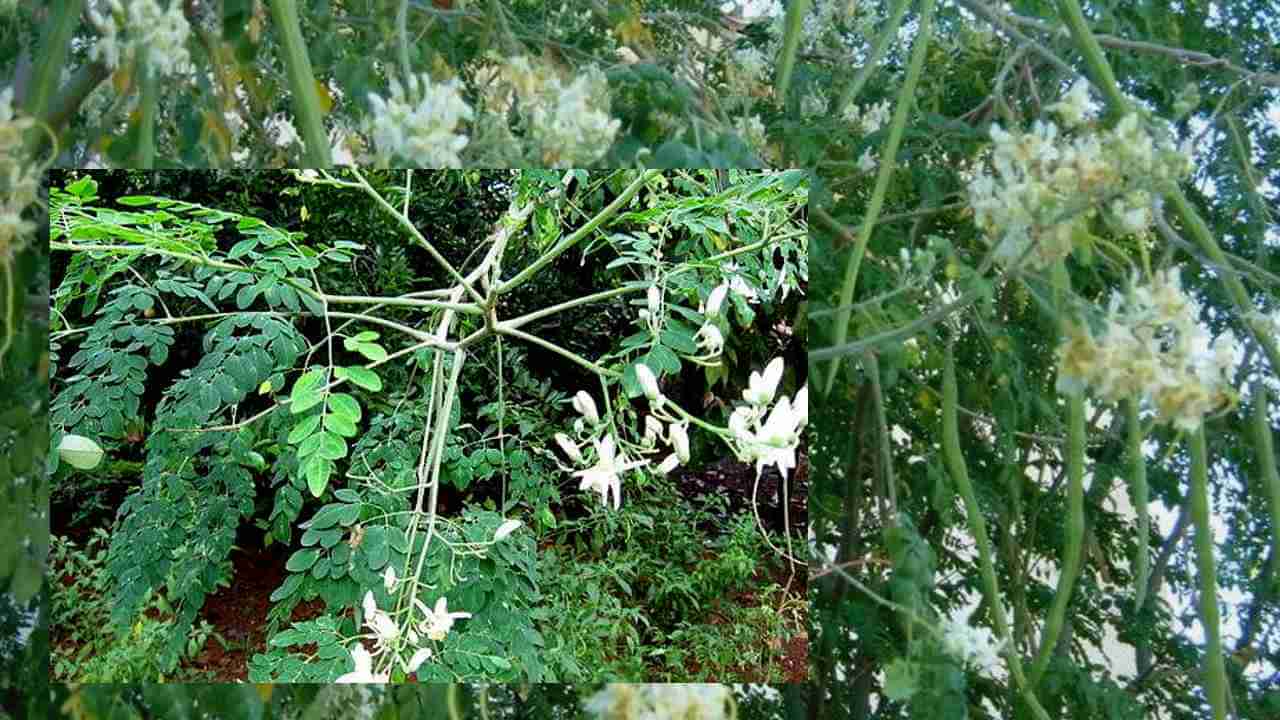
left=407, top=647, right=432, bottom=673
left=493, top=519, right=522, bottom=542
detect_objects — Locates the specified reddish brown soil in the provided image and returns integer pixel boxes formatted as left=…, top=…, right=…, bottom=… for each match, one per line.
left=179, top=541, right=328, bottom=681
left=673, top=449, right=809, bottom=537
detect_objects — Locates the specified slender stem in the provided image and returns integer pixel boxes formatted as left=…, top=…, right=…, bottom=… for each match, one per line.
left=497, top=171, right=658, bottom=295
left=349, top=168, right=485, bottom=304
left=396, top=0, right=412, bottom=82
left=773, top=0, right=809, bottom=104
left=136, top=61, right=157, bottom=168
left=267, top=0, right=331, bottom=166
left=1188, top=427, right=1229, bottom=720
left=494, top=323, right=619, bottom=378
left=1031, top=261, right=1087, bottom=683
left=1126, top=398, right=1152, bottom=614
left=1250, top=382, right=1280, bottom=596
left=23, top=0, right=82, bottom=125
left=501, top=285, right=641, bottom=332
left=821, top=0, right=937, bottom=395
left=834, top=0, right=911, bottom=113
left=943, top=345, right=1051, bottom=720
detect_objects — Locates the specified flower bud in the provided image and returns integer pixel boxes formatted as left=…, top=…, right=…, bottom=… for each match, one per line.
left=656, top=454, right=680, bottom=474
left=696, top=324, right=724, bottom=355
left=493, top=519, right=523, bottom=542
left=644, top=415, right=663, bottom=444
left=793, top=386, right=809, bottom=429
left=555, top=432, right=583, bottom=463
left=669, top=423, right=690, bottom=462
left=743, top=357, right=785, bottom=406
left=573, top=391, right=600, bottom=425
left=647, top=286, right=661, bottom=316
left=705, top=283, right=729, bottom=317
left=384, top=565, right=397, bottom=593
left=636, top=363, right=661, bottom=401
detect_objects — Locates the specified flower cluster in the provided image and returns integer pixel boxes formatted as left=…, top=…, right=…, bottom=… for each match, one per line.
left=968, top=81, right=1193, bottom=270
left=1056, top=267, right=1239, bottom=431
left=87, top=0, right=191, bottom=78
left=556, top=392, right=647, bottom=510
left=0, top=86, right=38, bottom=367
left=937, top=616, right=1005, bottom=677
left=0, top=88, right=37, bottom=263
left=495, top=57, right=621, bottom=167
left=367, top=74, right=473, bottom=167
left=336, top=582, right=471, bottom=682
left=584, top=684, right=733, bottom=720
left=728, top=358, right=807, bottom=480
left=842, top=99, right=891, bottom=136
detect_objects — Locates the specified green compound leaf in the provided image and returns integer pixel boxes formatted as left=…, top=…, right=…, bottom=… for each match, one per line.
left=288, top=414, right=322, bottom=444
left=303, top=455, right=333, bottom=497
left=286, top=547, right=320, bottom=572
left=328, top=393, right=362, bottom=423
left=290, top=368, right=326, bottom=414
left=334, top=365, right=383, bottom=391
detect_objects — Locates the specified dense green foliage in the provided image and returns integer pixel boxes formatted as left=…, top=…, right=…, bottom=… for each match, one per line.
left=0, top=193, right=49, bottom=719
left=50, top=168, right=808, bottom=683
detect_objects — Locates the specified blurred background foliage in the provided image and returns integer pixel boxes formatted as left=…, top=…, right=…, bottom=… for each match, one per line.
left=808, top=0, right=1279, bottom=719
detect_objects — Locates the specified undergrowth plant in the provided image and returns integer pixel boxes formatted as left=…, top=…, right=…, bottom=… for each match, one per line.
left=49, top=168, right=808, bottom=681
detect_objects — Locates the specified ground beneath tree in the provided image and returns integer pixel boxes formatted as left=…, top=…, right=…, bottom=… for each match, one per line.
left=183, top=455, right=808, bottom=682
left=56, top=455, right=808, bottom=683
left=672, top=448, right=808, bottom=538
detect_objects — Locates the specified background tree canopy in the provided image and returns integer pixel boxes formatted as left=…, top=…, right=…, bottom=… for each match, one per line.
left=808, top=1, right=1280, bottom=720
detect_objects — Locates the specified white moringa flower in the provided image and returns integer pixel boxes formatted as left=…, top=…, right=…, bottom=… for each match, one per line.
left=793, top=385, right=809, bottom=429
left=88, top=0, right=191, bottom=78
left=555, top=432, right=583, bottom=463
left=744, top=395, right=802, bottom=479
left=636, top=363, right=662, bottom=401
left=414, top=596, right=472, bottom=642
left=1056, top=267, right=1238, bottom=430
left=643, top=415, right=663, bottom=446
left=1047, top=79, right=1095, bottom=128
left=383, top=566, right=397, bottom=593
left=406, top=647, right=432, bottom=674
left=367, top=74, right=473, bottom=167
left=743, top=357, right=785, bottom=406
left=522, top=65, right=621, bottom=167
left=705, top=284, right=729, bottom=317
left=573, top=391, right=600, bottom=425
left=58, top=434, right=105, bottom=470
left=656, top=454, right=680, bottom=474
left=938, top=616, right=1005, bottom=677
left=573, top=436, right=643, bottom=510
left=269, top=113, right=300, bottom=148
left=696, top=323, right=724, bottom=356
left=336, top=644, right=390, bottom=683
left=968, top=111, right=1192, bottom=270
left=585, top=684, right=732, bottom=720
left=669, top=423, right=690, bottom=463
left=647, top=286, right=662, bottom=316
left=362, top=591, right=400, bottom=649
left=857, top=147, right=877, bottom=173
